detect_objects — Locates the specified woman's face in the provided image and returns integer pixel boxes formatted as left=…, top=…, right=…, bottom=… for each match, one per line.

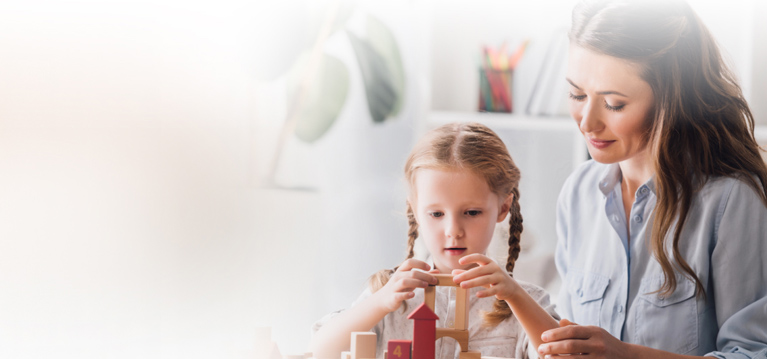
left=567, top=45, right=655, bottom=164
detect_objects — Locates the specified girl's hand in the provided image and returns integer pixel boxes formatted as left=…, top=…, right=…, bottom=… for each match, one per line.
left=374, top=259, right=439, bottom=313
left=451, top=253, right=520, bottom=301
left=538, top=319, right=631, bottom=359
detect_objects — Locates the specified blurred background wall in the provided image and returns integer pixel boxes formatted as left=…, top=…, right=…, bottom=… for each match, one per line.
left=0, top=1, right=765, bottom=358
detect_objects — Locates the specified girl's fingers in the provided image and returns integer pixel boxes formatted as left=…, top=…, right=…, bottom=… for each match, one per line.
left=393, top=292, right=415, bottom=302
left=453, top=263, right=496, bottom=283
left=475, top=287, right=499, bottom=298
left=458, top=253, right=492, bottom=266
left=451, top=269, right=467, bottom=276
left=458, top=274, right=500, bottom=289
left=393, top=267, right=437, bottom=285
left=410, top=270, right=438, bottom=285
left=397, top=258, right=431, bottom=273
left=397, top=278, right=430, bottom=290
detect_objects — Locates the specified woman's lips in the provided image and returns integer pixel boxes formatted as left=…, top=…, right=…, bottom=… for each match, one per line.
left=588, top=138, right=616, bottom=149
left=444, top=248, right=466, bottom=256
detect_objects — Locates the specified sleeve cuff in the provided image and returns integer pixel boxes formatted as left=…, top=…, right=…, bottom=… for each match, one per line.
left=707, top=347, right=767, bottom=359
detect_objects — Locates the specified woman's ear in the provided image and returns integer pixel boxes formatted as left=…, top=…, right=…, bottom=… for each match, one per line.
left=496, top=193, right=514, bottom=223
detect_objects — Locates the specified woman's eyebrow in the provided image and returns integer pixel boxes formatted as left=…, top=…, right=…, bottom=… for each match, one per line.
left=566, top=78, right=628, bottom=97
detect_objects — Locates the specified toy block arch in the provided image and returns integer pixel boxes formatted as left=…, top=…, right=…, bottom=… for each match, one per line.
left=424, top=274, right=470, bottom=330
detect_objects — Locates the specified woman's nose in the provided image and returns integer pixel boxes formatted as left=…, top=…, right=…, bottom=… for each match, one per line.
left=578, top=100, right=603, bottom=134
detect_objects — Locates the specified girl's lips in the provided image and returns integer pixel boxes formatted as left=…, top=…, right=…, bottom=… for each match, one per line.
left=444, top=248, right=466, bottom=256
left=588, top=138, right=616, bottom=149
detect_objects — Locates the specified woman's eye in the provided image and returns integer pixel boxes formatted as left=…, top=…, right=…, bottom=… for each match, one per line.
left=568, top=92, right=587, bottom=101
left=429, top=212, right=443, bottom=218
left=466, top=210, right=482, bottom=216
left=604, top=101, right=626, bottom=112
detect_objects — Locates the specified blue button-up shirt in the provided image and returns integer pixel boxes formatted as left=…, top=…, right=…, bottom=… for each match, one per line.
left=555, top=160, right=767, bottom=358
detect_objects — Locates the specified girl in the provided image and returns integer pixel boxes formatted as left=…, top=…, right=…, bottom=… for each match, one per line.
left=310, top=123, right=560, bottom=359
left=538, top=0, right=767, bottom=358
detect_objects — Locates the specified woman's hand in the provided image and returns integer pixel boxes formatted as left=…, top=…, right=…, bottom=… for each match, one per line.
left=538, top=319, right=631, bottom=359
left=451, top=253, right=521, bottom=301
left=373, top=258, right=439, bottom=313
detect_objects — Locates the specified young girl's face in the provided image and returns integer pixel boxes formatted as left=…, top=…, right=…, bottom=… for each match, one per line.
left=410, top=168, right=509, bottom=273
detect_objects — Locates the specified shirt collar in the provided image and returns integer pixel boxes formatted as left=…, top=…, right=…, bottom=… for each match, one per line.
left=598, top=163, right=657, bottom=197
left=598, top=163, right=623, bottom=196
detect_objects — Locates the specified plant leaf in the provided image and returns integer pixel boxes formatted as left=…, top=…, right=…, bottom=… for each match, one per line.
left=347, top=31, right=396, bottom=123
left=365, top=15, right=406, bottom=117
left=288, top=52, right=350, bottom=143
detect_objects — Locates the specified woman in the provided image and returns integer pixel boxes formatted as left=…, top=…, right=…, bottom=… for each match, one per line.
left=539, top=0, right=767, bottom=358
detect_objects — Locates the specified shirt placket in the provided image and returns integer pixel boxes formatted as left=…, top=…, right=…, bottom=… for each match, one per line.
left=617, top=184, right=650, bottom=338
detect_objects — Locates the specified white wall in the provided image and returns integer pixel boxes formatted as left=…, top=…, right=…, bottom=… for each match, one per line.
left=0, top=1, right=286, bottom=358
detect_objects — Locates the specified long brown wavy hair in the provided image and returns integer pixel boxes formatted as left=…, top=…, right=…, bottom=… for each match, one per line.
left=570, top=0, right=767, bottom=297
left=369, top=122, right=522, bottom=326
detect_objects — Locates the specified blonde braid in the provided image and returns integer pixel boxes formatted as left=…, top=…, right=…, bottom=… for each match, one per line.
left=482, top=187, right=523, bottom=326
left=406, top=202, right=418, bottom=260
left=506, top=187, right=523, bottom=274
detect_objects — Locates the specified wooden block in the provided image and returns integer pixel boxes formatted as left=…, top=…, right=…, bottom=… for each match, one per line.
left=351, top=332, right=377, bottom=359
left=408, top=303, right=438, bottom=359
left=433, top=274, right=458, bottom=287
left=455, top=286, right=470, bottom=330
left=435, top=328, right=469, bottom=352
left=342, top=351, right=351, bottom=359
left=424, top=286, right=435, bottom=311
left=387, top=340, right=411, bottom=359
left=383, top=350, right=387, bottom=359
left=458, top=351, right=481, bottom=359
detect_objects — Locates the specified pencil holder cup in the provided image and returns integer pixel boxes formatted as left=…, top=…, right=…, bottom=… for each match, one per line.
left=478, top=67, right=513, bottom=113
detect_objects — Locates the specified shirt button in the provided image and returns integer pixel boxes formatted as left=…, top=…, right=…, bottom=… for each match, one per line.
left=612, top=214, right=620, bottom=222
left=618, top=305, right=624, bottom=313
left=634, top=215, right=643, bottom=223
left=578, top=290, right=583, bottom=297
left=641, top=187, right=649, bottom=194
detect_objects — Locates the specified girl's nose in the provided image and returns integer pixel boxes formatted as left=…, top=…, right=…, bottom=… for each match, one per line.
left=445, top=217, right=464, bottom=239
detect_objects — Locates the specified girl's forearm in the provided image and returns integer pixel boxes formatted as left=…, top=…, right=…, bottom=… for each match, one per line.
left=504, top=289, right=559, bottom=350
left=309, top=293, right=390, bottom=359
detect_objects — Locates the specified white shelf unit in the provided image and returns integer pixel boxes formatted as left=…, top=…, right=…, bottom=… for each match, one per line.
left=428, top=111, right=588, bottom=172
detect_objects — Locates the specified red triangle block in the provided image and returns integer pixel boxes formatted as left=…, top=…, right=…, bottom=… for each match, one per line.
left=408, top=303, right=438, bottom=359
left=407, top=302, right=439, bottom=321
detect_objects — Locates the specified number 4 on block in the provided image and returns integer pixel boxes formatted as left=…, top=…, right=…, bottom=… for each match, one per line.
left=387, top=340, right=412, bottom=359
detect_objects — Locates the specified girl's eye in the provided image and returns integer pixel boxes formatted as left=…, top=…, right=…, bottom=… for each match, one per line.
left=604, top=101, right=625, bottom=112
left=429, top=212, right=444, bottom=218
left=568, top=92, right=586, bottom=101
left=465, top=210, right=482, bottom=216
